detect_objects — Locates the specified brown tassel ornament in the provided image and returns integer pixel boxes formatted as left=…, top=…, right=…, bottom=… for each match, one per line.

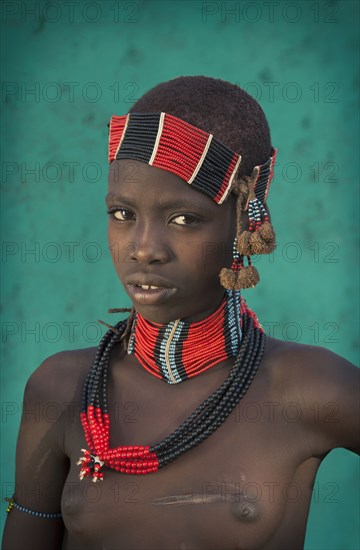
left=219, top=240, right=260, bottom=291
left=220, top=148, right=277, bottom=291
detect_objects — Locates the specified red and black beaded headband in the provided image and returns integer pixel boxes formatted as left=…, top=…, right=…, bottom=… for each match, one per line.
left=108, top=112, right=276, bottom=206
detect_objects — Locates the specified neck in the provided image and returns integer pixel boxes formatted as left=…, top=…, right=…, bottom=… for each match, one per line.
left=127, top=290, right=249, bottom=384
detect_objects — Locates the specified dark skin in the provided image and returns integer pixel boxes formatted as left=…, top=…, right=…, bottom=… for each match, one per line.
left=3, top=160, right=359, bottom=550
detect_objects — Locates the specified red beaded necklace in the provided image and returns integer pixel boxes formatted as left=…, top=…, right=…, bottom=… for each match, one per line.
left=127, top=292, right=245, bottom=384
left=79, top=293, right=265, bottom=479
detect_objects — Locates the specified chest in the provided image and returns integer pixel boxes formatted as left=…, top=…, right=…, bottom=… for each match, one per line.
left=61, top=359, right=314, bottom=549
left=62, top=428, right=294, bottom=550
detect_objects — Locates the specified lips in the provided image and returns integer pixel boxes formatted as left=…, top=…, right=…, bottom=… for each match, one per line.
left=135, top=284, right=161, bottom=290
left=126, top=275, right=174, bottom=289
left=125, top=275, right=177, bottom=306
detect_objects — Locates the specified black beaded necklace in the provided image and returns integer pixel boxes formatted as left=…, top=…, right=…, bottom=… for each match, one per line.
left=78, top=300, right=266, bottom=480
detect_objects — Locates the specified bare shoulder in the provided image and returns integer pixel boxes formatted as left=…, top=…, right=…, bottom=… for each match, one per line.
left=25, top=346, right=98, bottom=406
left=263, top=336, right=358, bottom=389
left=263, top=337, right=360, bottom=455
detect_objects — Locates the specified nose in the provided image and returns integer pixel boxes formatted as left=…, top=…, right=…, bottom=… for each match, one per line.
left=130, top=222, right=171, bottom=265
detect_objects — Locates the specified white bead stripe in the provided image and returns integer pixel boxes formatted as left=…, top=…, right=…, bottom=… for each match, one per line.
left=218, top=155, right=242, bottom=204
left=149, top=112, right=166, bottom=166
left=188, top=134, right=213, bottom=184
left=114, top=114, right=129, bottom=159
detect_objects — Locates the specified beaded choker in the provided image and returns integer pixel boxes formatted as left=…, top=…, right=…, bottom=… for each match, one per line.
left=127, top=290, right=244, bottom=384
left=79, top=294, right=265, bottom=479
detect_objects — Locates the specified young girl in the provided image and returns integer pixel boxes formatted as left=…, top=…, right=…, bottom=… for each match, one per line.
left=3, top=76, right=359, bottom=550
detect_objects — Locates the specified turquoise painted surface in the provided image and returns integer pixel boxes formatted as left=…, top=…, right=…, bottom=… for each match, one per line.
left=1, top=1, right=359, bottom=547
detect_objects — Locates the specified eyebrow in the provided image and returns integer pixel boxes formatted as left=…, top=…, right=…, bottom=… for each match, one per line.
left=105, top=192, right=212, bottom=212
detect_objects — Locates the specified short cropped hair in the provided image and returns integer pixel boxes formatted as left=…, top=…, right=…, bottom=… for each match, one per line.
left=129, top=75, right=272, bottom=178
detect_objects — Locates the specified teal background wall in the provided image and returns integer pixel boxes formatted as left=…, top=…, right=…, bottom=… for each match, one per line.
left=1, top=0, right=359, bottom=547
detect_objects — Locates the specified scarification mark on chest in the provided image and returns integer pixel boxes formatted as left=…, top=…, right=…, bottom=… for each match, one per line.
left=150, top=483, right=261, bottom=522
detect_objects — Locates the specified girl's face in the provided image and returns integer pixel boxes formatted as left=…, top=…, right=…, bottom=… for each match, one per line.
left=107, top=160, right=236, bottom=324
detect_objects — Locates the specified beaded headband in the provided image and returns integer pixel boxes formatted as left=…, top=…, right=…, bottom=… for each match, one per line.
left=108, top=112, right=276, bottom=206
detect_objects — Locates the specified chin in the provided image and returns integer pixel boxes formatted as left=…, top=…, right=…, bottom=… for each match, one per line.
left=134, top=308, right=180, bottom=325
left=135, top=303, right=220, bottom=325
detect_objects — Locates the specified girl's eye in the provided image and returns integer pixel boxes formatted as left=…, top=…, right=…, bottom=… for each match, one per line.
left=171, top=214, right=199, bottom=226
left=107, top=208, right=135, bottom=221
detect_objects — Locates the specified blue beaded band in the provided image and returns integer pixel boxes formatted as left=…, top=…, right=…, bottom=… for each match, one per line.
left=6, top=496, right=62, bottom=519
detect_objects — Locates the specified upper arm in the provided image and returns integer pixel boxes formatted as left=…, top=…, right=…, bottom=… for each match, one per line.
left=2, top=352, right=71, bottom=550
left=290, top=345, right=360, bottom=457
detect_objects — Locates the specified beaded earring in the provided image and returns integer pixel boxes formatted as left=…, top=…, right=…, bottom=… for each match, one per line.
left=219, top=149, right=277, bottom=291
left=219, top=237, right=260, bottom=290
